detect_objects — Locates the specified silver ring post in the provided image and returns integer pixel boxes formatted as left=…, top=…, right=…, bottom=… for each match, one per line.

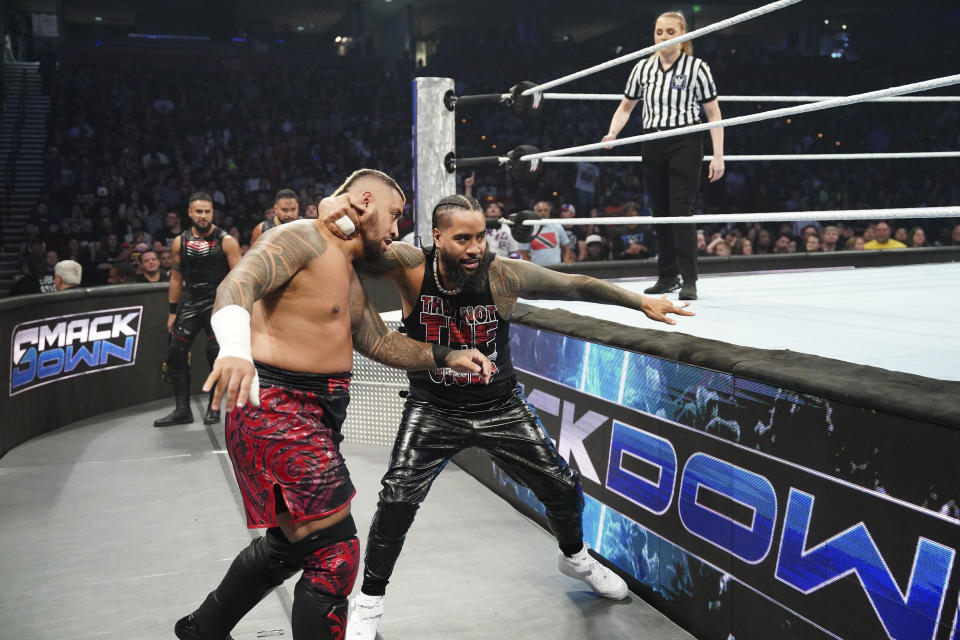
left=413, top=77, right=456, bottom=248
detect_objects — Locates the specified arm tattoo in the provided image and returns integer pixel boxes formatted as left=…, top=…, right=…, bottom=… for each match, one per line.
left=488, top=259, right=522, bottom=319
left=349, top=272, right=436, bottom=370
left=490, top=257, right=643, bottom=317
left=354, top=242, right=425, bottom=277
left=215, top=222, right=326, bottom=312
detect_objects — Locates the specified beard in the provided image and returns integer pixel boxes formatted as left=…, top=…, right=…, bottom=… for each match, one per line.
left=438, top=248, right=495, bottom=295
left=362, top=234, right=386, bottom=263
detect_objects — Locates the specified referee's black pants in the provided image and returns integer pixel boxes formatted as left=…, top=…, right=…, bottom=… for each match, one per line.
left=641, top=131, right=703, bottom=283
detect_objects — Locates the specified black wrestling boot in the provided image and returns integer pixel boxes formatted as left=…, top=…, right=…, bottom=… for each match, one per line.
left=643, top=276, right=681, bottom=295
left=174, top=613, right=234, bottom=640
left=679, top=281, right=698, bottom=301
left=203, top=389, right=221, bottom=425
left=154, top=373, right=194, bottom=427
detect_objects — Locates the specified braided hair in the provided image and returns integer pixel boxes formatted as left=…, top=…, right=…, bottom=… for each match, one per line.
left=431, top=194, right=482, bottom=229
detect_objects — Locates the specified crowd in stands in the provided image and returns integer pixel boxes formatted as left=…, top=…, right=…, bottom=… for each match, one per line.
left=9, top=35, right=960, bottom=294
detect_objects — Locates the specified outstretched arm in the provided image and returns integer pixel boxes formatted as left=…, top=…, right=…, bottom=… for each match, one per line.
left=349, top=271, right=491, bottom=379
left=489, top=257, right=694, bottom=325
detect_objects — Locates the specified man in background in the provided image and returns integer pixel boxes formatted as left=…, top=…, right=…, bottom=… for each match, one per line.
left=250, top=189, right=301, bottom=245
left=54, top=260, right=82, bottom=291
left=137, top=249, right=169, bottom=283
left=863, top=221, right=906, bottom=250
left=518, top=201, right=575, bottom=265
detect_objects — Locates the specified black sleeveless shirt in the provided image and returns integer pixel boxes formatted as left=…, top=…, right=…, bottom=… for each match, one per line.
left=403, top=249, right=516, bottom=408
left=180, top=227, right=230, bottom=293
left=262, top=216, right=300, bottom=235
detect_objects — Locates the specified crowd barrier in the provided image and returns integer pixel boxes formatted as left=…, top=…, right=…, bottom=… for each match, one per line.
left=1, top=284, right=211, bottom=457
left=4, top=256, right=959, bottom=639
left=455, top=303, right=960, bottom=640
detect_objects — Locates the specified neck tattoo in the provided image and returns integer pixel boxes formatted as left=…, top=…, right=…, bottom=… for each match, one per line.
left=433, top=251, right=461, bottom=296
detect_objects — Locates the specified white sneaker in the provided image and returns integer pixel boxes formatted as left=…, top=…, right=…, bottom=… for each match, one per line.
left=558, top=544, right=629, bottom=600
left=346, top=593, right=385, bottom=640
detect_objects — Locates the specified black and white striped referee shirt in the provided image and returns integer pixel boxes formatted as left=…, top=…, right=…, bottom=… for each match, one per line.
left=624, top=52, right=718, bottom=130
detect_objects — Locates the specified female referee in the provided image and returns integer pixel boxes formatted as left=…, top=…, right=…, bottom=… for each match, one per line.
left=603, top=11, right=725, bottom=300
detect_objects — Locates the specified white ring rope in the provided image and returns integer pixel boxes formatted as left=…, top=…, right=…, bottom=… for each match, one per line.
left=543, top=93, right=960, bottom=103
left=520, top=0, right=802, bottom=97
left=520, top=207, right=960, bottom=227
left=520, top=74, right=960, bottom=162
left=540, top=152, right=960, bottom=163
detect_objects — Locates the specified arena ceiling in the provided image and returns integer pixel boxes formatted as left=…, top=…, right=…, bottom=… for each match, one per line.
left=11, top=0, right=958, bottom=49
left=50, top=0, right=959, bottom=34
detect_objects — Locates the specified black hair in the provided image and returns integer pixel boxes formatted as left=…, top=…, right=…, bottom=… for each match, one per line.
left=113, top=260, right=137, bottom=280
left=275, top=188, right=299, bottom=204
left=431, top=194, right=482, bottom=230
left=333, top=169, right=405, bottom=204
left=188, top=192, right=213, bottom=206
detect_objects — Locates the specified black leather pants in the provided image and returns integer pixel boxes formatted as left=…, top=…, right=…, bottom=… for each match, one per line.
left=167, top=292, right=218, bottom=374
left=362, top=386, right=583, bottom=593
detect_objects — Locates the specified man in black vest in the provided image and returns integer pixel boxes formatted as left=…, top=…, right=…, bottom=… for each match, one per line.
left=155, top=192, right=241, bottom=427
left=250, top=188, right=301, bottom=246
left=339, top=195, right=693, bottom=639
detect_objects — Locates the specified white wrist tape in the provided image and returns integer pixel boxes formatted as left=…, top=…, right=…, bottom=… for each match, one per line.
left=210, top=305, right=259, bottom=407
left=211, top=305, right=253, bottom=361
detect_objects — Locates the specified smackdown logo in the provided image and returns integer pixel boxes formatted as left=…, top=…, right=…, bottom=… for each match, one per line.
left=520, top=370, right=960, bottom=640
left=10, top=307, right=143, bottom=395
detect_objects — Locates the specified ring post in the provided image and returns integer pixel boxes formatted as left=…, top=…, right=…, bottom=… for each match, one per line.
left=413, top=77, right=456, bottom=248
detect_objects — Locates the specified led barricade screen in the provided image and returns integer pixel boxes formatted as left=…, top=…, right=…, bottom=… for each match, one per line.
left=0, top=286, right=213, bottom=457
left=456, top=325, right=960, bottom=640
left=10, top=307, right=143, bottom=395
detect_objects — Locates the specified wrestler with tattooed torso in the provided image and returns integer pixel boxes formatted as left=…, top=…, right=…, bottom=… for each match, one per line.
left=172, top=170, right=491, bottom=640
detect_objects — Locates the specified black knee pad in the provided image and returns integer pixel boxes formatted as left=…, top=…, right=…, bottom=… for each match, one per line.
left=195, top=529, right=303, bottom=639
left=166, top=337, right=191, bottom=373
left=294, top=514, right=360, bottom=599
left=259, top=527, right=304, bottom=582
left=219, top=528, right=302, bottom=598
left=292, top=579, right=349, bottom=640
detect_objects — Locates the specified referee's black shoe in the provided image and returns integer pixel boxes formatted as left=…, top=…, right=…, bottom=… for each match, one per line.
left=644, top=277, right=681, bottom=295
left=679, top=281, right=698, bottom=300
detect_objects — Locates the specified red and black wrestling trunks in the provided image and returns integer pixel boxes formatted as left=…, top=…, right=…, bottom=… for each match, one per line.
left=226, top=361, right=354, bottom=528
